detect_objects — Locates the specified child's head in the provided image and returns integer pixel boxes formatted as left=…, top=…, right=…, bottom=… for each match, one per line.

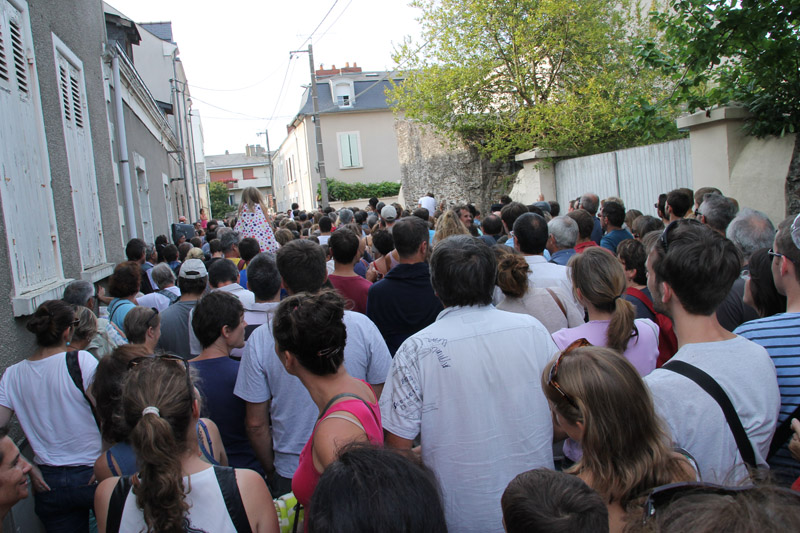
left=502, top=469, right=608, bottom=533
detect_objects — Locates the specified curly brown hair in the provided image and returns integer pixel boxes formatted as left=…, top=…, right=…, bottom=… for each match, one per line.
left=108, top=261, right=141, bottom=298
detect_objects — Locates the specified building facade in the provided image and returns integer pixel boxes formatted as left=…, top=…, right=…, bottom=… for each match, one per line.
left=273, top=64, right=403, bottom=212
left=206, top=144, right=274, bottom=216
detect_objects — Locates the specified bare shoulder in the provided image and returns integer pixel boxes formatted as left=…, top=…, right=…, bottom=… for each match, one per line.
left=94, top=476, right=121, bottom=533
left=235, top=469, right=279, bottom=533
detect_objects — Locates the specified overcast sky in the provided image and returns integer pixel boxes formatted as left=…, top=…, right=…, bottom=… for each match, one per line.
left=108, top=0, right=422, bottom=156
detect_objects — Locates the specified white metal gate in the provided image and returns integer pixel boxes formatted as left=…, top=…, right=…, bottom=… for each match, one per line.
left=555, top=139, right=693, bottom=215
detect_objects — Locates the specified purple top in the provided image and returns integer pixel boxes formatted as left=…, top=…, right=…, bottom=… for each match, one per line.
left=551, top=319, right=659, bottom=377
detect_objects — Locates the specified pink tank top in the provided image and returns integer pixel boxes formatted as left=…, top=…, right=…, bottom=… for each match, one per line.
left=292, top=386, right=383, bottom=509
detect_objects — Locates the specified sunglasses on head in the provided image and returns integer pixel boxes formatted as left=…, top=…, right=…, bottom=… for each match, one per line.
left=145, top=307, right=159, bottom=328
left=547, top=338, right=591, bottom=410
left=128, top=353, right=189, bottom=371
left=641, top=482, right=754, bottom=526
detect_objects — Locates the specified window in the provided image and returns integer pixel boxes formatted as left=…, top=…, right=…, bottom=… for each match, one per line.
left=242, top=168, right=254, bottom=180
left=227, top=193, right=235, bottom=205
left=53, top=34, right=106, bottom=270
left=332, top=80, right=354, bottom=108
left=337, top=132, right=362, bottom=168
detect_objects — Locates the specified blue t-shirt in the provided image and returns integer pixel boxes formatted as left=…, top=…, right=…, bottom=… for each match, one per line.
left=600, top=228, right=634, bottom=254
left=190, top=356, right=263, bottom=474
left=735, top=313, right=800, bottom=485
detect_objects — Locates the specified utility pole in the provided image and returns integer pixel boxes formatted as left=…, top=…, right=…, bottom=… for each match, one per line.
left=256, top=128, right=275, bottom=212
left=290, top=44, right=329, bottom=209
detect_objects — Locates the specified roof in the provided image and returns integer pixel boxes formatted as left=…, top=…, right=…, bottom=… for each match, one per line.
left=140, top=22, right=174, bottom=43
left=296, top=72, right=402, bottom=117
left=206, top=152, right=271, bottom=170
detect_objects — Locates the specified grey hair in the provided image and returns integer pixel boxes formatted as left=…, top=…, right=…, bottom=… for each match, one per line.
left=150, top=263, right=176, bottom=289
left=337, top=209, right=354, bottom=225
left=699, top=194, right=738, bottom=234
left=726, top=207, right=775, bottom=262
left=145, top=243, right=156, bottom=259
left=218, top=228, right=241, bottom=252
left=580, top=194, right=599, bottom=215
left=548, top=216, right=579, bottom=249
left=63, top=280, right=94, bottom=306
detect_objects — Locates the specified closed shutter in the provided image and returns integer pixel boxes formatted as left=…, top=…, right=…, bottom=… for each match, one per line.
left=0, top=0, right=64, bottom=294
left=338, top=132, right=361, bottom=168
left=54, top=35, right=106, bottom=269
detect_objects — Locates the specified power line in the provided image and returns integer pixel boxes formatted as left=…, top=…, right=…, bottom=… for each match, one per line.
left=297, top=0, right=339, bottom=50
left=190, top=94, right=269, bottom=120
left=315, top=0, right=354, bottom=45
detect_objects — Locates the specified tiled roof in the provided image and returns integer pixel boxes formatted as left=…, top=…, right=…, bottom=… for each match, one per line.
left=140, top=22, right=174, bottom=43
left=206, top=153, right=270, bottom=169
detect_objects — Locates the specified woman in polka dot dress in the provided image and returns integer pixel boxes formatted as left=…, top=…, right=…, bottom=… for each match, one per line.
left=234, top=187, right=280, bottom=254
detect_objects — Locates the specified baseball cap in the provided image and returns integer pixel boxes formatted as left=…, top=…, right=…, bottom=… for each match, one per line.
left=179, top=259, right=208, bottom=279
left=381, top=205, right=397, bottom=222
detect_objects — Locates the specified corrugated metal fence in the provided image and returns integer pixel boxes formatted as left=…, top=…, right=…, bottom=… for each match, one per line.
left=555, top=139, right=693, bottom=214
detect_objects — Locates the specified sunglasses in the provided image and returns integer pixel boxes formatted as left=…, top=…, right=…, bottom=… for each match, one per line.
left=145, top=307, right=159, bottom=328
left=659, top=219, right=702, bottom=253
left=642, top=482, right=755, bottom=525
left=128, top=353, right=189, bottom=371
left=547, top=338, right=591, bottom=410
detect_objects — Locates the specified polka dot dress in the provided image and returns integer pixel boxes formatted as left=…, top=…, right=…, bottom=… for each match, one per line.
left=235, top=204, right=280, bottom=254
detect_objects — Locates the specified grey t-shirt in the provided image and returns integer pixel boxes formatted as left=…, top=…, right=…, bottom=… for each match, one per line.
left=645, top=336, right=780, bottom=484
left=156, top=301, right=196, bottom=359
left=234, top=310, right=391, bottom=477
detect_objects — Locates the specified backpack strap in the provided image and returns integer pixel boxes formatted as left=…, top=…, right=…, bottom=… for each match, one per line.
left=196, top=419, right=218, bottom=465
left=106, top=475, right=134, bottom=533
left=662, top=360, right=757, bottom=468
left=626, top=287, right=656, bottom=314
left=65, top=351, right=101, bottom=429
left=213, top=466, right=252, bottom=533
left=106, top=450, right=119, bottom=477
left=768, top=404, right=800, bottom=460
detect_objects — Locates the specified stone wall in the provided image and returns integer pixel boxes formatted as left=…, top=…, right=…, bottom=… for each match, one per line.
left=394, top=119, right=518, bottom=216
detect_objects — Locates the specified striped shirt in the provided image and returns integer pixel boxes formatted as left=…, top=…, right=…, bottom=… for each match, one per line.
left=735, top=313, right=800, bottom=485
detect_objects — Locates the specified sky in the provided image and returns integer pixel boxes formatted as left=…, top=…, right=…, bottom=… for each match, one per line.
left=108, top=0, right=422, bottom=156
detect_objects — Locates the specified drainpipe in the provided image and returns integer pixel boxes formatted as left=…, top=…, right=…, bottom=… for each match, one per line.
left=112, top=52, right=137, bottom=238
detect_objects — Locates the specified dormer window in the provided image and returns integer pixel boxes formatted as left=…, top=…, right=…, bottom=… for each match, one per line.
left=331, top=78, right=354, bottom=108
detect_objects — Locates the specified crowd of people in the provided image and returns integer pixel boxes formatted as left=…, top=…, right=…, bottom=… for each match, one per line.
left=1, top=184, right=800, bottom=532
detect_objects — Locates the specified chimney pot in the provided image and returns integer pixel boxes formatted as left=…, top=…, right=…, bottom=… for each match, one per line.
left=345, top=62, right=349, bottom=68
left=353, top=62, right=357, bottom=68
left=331, top=64, right=336, bottom=70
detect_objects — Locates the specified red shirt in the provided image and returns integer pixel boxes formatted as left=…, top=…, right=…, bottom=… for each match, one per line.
left=328, top=274, right=372, bottom=314
left=575, top=241, right=613, bottom=254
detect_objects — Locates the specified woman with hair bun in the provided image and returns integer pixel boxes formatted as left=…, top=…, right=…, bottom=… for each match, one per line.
left=94, top=356, right=277, bottom=533
left=554, top=247, right=659, bottom=376
left=0, top=300, right=101, bottom=532
left=272, top=289, right=383, bottom=516
left=542, top=344, right=695, bottom=532
left=494, top=246, right=584, bottom=333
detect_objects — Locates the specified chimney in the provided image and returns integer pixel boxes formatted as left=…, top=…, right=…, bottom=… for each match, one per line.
left=225, top=150, right=229, bottom=155
left=345, top=62, right=350, bottom=68
left=245, top=145, right=251, bottom=157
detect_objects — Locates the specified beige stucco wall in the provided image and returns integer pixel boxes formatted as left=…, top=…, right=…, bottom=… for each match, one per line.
left=678, top=107, right=793, bottom=225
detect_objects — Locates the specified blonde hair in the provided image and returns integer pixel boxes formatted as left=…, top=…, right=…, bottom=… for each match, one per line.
left=433, top=210, right=468, bottom=245
left=238, top=187, right=269, bottom=217
left=569, top=248, right=636, bottom=353
left=73, top=305, right=98, bottom=343
left=494, top=246, right=529, bottom=298
left=542, top=346, right=693, bottom=508
left=185, top=247, right=204, bottom=261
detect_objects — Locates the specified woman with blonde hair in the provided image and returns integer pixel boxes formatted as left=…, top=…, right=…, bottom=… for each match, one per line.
left=235, top=187, right=279, bottom=254
left=542, top=344, right=695, bottom=532
left=553, top=247, right=659, bottom=376
left=432, top=209, right=468, bottom=245
left=495, top=247, right=584, bottom=333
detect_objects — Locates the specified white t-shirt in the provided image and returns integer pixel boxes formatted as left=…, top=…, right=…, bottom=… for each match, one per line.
left=418, top=196, right=436, bottom=214
left=234, top=310, right=392, bottom=477
left=645, top=336, right=780, bottom=484
left=380, top=305, right=558, bottom=533
left=119, top=466, right=237, bottom=532
left=0, top=351, right=101, bottom=465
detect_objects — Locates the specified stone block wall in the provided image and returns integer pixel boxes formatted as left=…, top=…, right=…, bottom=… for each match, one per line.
left=394, top=119, right=518, bottom=216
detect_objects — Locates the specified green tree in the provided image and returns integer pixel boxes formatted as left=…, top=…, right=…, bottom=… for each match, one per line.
left=209, top=181, right=235, bottom=219
left=638, top=1, right=800, bottom=215
left=390, top=0, right=682, bottom=162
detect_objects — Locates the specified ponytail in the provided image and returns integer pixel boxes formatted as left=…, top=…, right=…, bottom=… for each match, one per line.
left=606, top=297, right=637, bottom=353
left=123, top=358, right=194, bottom=532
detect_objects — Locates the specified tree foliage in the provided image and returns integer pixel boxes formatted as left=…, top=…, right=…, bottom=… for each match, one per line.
left=317, top=179, right=402, bottom=202
left=639, top=0, right=800, bottom=138
left=209, top=181, right=235, bottom=219
left=390, top=0, right=683, bottom=161
left=638, top=0, right=800, bottom=213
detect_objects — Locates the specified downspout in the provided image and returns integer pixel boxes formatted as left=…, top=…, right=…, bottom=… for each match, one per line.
left=112, top=52, right=138, bottom=238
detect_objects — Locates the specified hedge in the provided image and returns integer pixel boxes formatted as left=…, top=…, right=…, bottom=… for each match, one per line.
left=317, top=178, right=401, bottom=202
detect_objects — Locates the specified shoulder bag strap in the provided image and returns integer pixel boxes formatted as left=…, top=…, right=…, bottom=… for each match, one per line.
left=319, top=392, right=378, bottom=426
left=213, top=466, right=252, bottom=533
left=768, top=403, right=800, bottom=460
left=65, top=351, right=101, bottom=429
left=662, top=360, right=757, bottom=468
left=196, top=419, right=217, bottom=464
left=106, top=475, right=134, bottom=533
left=626, top=287, right=656, bottom=314
left=545, top=288, right=568, bottom=320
